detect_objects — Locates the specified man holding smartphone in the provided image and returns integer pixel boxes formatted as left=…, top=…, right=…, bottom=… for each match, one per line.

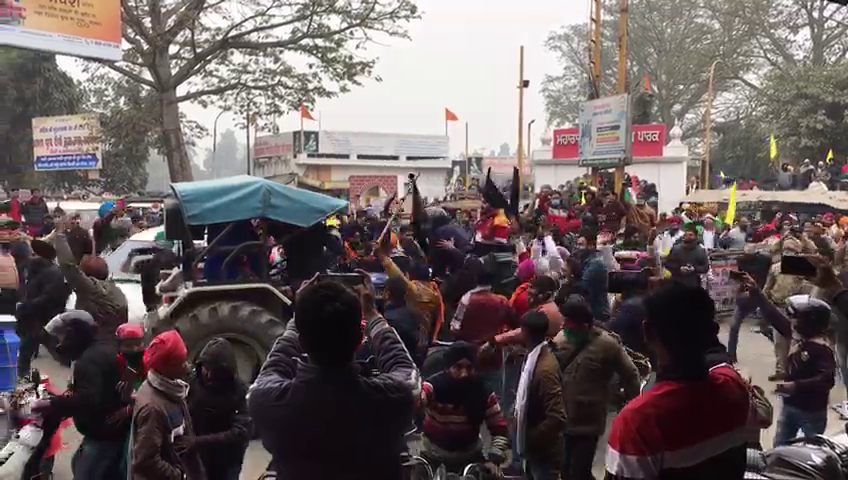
left=248, top=271, right=421, bottom=480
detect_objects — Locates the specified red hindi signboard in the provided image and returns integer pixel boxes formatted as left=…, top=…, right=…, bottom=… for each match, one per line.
left=551, top=124, right=666, bottom=160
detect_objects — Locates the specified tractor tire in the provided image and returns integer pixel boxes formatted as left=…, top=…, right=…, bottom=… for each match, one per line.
left=174, top=301, right=287, bottom=385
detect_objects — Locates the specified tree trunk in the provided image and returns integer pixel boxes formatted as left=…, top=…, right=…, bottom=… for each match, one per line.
left=159, top=88, right=193, bottom=183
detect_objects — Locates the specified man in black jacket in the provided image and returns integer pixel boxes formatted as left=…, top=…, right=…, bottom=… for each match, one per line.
left=36, top=310, right=132, bottom=479
left=248, top=272, right=421, bottom=480
left=16, top=240, right=70, bottom=378
left=183, top=337, right=251, bottom=480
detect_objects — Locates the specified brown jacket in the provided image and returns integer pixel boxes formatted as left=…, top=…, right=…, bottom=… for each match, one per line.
left=523, top=346, right=566, bottom=466
left=552, top=327, right=641, bottom=436
left=131, top=381, right=206, bottom=480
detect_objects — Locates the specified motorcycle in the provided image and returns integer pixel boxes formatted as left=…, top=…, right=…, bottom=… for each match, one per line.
left=744, top=433, right=848, bottom=480
left=0, top=370, right=67, bottom=480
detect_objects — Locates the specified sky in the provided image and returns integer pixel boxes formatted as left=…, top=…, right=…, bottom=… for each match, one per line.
left=60, top=0, right=587, bottom=157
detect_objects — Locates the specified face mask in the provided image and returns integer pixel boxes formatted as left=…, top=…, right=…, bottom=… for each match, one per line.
left=123, top=351, right=144, bottom=369
left=550, top=199, right=562, bottom=207
left=563, top=327, right=589, bottom=346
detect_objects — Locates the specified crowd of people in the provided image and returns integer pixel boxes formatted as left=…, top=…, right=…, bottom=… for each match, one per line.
left=1, top=171, right=848, bottom=479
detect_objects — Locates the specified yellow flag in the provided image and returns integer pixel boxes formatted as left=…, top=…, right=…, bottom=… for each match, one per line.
left=580, top=191, right=586, bottom=205
left=725, top=182, right=738, bottom=225
left=770, top=135, right=778, bottom=164
left=827, top=149, right=834, bottom=164
left=720, top=170, right=726, bottom=179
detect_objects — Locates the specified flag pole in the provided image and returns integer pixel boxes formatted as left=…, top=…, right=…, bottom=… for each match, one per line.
left=465, top=122, right=470, bottom=191
left=300, top=107, right=305, bottom=156
left=445, top=118, right=448, bottom=137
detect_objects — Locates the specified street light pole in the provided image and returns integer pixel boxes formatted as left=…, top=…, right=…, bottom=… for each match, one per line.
left=517, top=45, right=527, bottom=193
left=212, top=110, right=226, bottom=178
left=614, top=0, right=630, bottom=196
left=527, top=119, right=536, bottom=158
left=703, top=59, right=721, bottom=189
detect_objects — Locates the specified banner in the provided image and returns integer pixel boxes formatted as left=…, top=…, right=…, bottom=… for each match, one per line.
left=0, top=0, right=122, bottom=61
left=32, top=113, right=102, bottom=171
left=552, top=124, right=666, bottom=160
left=254, top=133, right=294, bottom=159
left=577, top=94, right=631, bottom=167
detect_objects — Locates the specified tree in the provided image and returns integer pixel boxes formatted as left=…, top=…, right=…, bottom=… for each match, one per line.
left=0, top=48, right=82, bottom=189
left=95, top=0, right=420, bottom=182
left=200, top=129, right=247, bottom=179
left=542, top=0, right=756, bottom=137
left=731, top=0, right=848, bottom=71
left=497, top=143, right=511, bottom=156
left=760, top=63, right=848, bottom=164
left=710, top=117, right=773, bottom=182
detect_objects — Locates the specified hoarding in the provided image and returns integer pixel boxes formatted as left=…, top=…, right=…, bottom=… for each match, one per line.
left=0, top=0, right=122, bottom=61
left=254, top=133, right=294, bottom=159
left=447, top=158, right=482, bottom=193
left=31, top=113, right=102, bottom=171
left=319, top=131, right=449, bottom=158
left=482, top=156, right=532, bottom=177
left=577, top=94, right=631, bottom=167
left=552, top=124, right=666, bottom=160
left=293, top=130, right=320, bottom=154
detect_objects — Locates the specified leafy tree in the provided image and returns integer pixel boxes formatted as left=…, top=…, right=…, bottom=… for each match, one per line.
left=542, top=0, right=755, bottom=137
left=93, top=0, right=420, bottom=183
left=200, top=129, right=247, bottom=179
left=47, top=73, right=159, bottom=194
left=731, top=0, right=848, bottom=71
left=710, top=118, right=773, bottom=182
left=760, top=63, right=848, bottom=164
left=0, top=48, right=82, bottom=189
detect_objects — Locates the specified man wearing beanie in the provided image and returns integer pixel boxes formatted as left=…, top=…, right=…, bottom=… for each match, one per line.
left=131, top=331, right=206, bottom=480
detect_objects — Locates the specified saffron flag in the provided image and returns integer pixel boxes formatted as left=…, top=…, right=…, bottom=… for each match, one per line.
left=725, top=182, right=738, bottom=226
left=827, top=149, right=834, bottom=164
left=445, top=108, right=459, bottom=122
left=769, top=135, right=778, bottom=164
left=300, top=105, right=315, bottom=121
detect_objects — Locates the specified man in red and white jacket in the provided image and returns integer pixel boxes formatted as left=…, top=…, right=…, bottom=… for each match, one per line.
left=605, top=282, right=750, bottom=480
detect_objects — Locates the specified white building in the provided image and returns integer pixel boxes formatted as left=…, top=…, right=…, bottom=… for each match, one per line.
left=252, top=130, right=451, bottom=207
left=532, top=123, right=692, bottom=213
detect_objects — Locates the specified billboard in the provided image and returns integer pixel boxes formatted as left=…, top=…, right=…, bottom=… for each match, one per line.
left=577, top=94, right=631, bottom=167
left=254, top=133, right=294, bottom=159
left=552, top=124, right=666, bottom=160
left=293, top=130, right=320, bottom=154
left=481, top=156, right=532, bottom=177
left=31, top=113, right=102, bottom=171
left=447, top=158, right=482, bottom=193
left=0, top=0, right=122, bottom=61
left=319, top=131, right=449, bottom=158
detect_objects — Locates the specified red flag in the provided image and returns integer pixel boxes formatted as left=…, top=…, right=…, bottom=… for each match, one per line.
left=300, top=105, right=315, bottom=121
left=445, top=108, right=459, bottom=122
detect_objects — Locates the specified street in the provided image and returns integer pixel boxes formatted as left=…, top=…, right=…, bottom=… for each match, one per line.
left=36, top=319, right=848, bottom=479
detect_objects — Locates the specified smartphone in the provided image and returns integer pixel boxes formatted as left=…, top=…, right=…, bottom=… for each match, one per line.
left=319, top=273, right=365, bottom=287
left=728, top=270, right=746, bottom=281
left=780, top=255, right=818, bottom=277
left=608, top=271, right=649, bottom=294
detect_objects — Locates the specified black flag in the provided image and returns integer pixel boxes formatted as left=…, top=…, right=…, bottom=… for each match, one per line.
left=409, top=174, right=429, bottom=253
left=508, top=166, right=520, bottom=217
left=482, top=168, right=509, bottom=210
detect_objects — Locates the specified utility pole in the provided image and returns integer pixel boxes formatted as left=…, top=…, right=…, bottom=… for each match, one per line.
left=245, top=111, right=251, bottom=175
left=614, top=0, right=630, bottom=196
left=588, top=0, right=603, bottom=184
left=465, top=122, right=470, bottom=191
left=527, top=119, right=536, bottom=157
left=517, top=46, right=527, bottom=193
left=703, top=60, right=721, bottom=190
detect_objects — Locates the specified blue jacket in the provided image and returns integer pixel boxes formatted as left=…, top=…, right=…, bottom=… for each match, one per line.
left=581, top=252, right=610, bottom=322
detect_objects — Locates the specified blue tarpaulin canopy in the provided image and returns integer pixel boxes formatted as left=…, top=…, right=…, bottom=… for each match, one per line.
left=171, top=175, right=348, bottom=227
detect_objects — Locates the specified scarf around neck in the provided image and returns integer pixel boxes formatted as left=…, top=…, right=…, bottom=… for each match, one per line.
left=148, top=370, right=190, bottom=400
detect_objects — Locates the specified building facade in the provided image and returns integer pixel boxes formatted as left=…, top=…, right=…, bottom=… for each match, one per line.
left=532, top=123, right=692, bottom=214
left=252, top=130, right=452, bottom=207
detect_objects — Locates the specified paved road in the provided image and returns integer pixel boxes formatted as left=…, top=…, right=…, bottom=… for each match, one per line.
left=36, top=320, right=848, bottom=479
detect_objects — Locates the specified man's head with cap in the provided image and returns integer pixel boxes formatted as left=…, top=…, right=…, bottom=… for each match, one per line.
left=144, top=330, right=188, bottom=379
left=117, top=324, right=145, bottom=368
left=31, top=239, right=56, bottom=261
